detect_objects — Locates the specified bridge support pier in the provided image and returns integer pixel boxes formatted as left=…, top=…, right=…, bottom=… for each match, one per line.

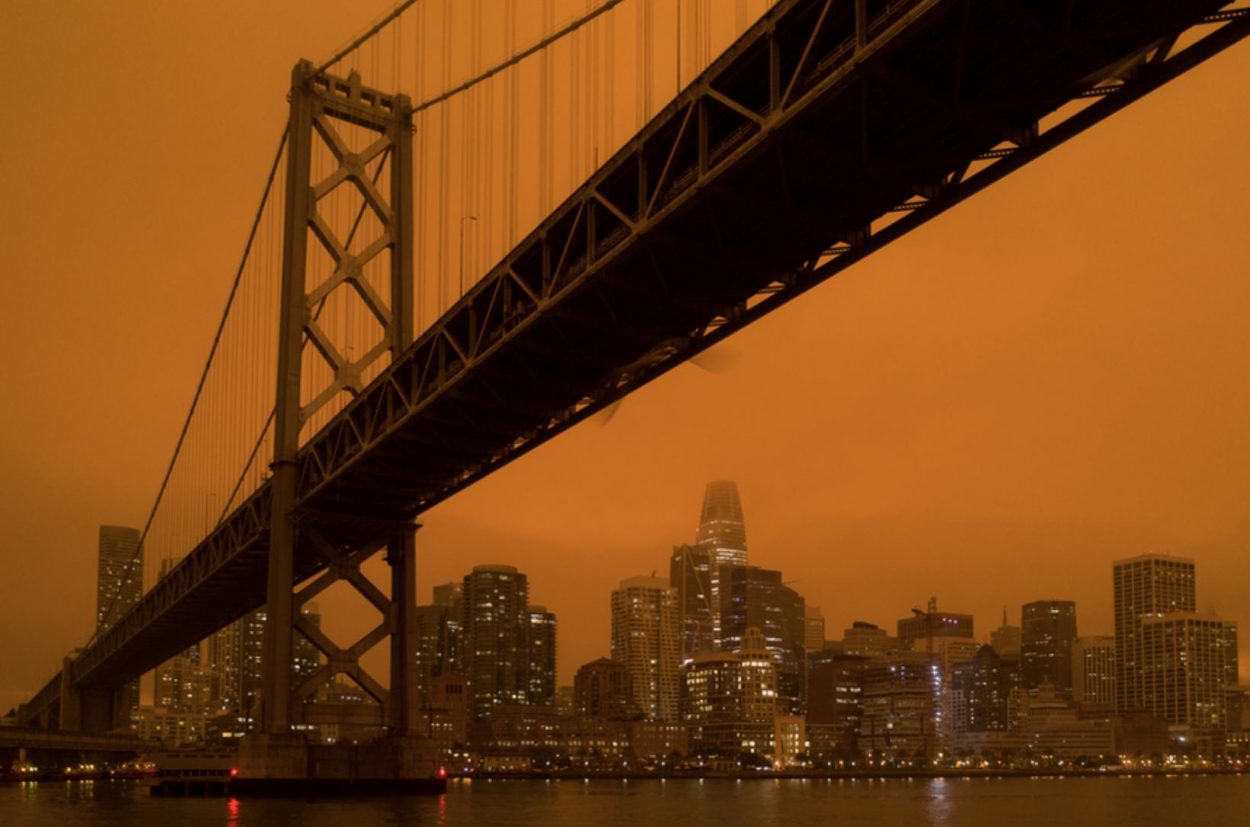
left=58, top=657, right=120, bottom=735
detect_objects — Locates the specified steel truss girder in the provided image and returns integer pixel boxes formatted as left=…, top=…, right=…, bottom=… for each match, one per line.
left=296, top=0, right=1246, bottom=518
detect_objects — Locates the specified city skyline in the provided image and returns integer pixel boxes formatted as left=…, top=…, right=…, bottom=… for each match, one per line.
left=2, top=0, right=1250, bottom=726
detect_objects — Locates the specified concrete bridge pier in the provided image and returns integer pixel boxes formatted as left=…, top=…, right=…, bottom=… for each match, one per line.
left=58, top=657, right=122, bottom=734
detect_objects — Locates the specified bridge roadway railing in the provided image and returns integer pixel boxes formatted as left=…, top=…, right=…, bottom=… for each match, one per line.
left=25, top=0, right=1249, bottom=720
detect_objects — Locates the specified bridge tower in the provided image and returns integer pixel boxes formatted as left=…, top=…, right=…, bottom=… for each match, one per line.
left=242, top=59, right=430, bottom=781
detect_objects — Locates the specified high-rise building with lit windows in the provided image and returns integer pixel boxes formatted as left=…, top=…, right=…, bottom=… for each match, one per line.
left=462, top=565, right=530, bottom=719
left=97, top=526, right=143, bottom=633
left=1113, top=554, right=1196, bottom=712
left=682, top=627, right=777, bottom=756
left=804, top=606, right=826, bottom=654
left=696, top=480, right=747, bottom=565
left=1021, top=600, right=1078, bottom=695
left=415, top=603, right=462, bottom=709
left=526, top=606, right=557, bottom=707
left=459, top=565, right=556, bottom=720
left=1072, top=635, right=1116, bottom=713
left=1139, top=613, right=1227, bottom=735
left=1219, top=621, right=1239, bottom=688
left=695, top=481, right=747, bottom=649
left=860, top=651, right=943, bottom=762
left=611, top=577, right=680, bottom=721
left=670, top=544, right=717, bottom=660
left=720, top=565, right=805, bottom=714
left=97, top=525, right=142, bottom=720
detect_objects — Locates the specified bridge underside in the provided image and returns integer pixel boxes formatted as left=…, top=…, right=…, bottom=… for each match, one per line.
left=26, top=0, right=1248, bottom=724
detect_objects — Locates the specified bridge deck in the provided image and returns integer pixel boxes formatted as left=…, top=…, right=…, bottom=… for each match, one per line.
left=29, top=0, right=1246, bottom=711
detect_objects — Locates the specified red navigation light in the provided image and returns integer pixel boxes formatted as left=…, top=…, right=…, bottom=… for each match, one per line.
left=230, top=768, right=239, bottom=777
left=437, top=767, right=448, bottom=779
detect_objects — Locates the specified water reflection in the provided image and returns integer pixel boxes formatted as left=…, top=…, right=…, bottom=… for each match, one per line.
left=925, top=777, right=952, bottom=826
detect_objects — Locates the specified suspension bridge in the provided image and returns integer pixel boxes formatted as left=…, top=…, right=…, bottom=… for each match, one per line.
left=13, top=0, right=1249, bottom=784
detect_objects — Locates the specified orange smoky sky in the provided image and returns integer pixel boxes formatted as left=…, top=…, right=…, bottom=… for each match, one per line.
left=1, top=1, right=1249, bottom=712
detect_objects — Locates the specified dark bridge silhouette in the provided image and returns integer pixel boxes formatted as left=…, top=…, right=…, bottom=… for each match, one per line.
left=19, top=0, right=1249, bottom=748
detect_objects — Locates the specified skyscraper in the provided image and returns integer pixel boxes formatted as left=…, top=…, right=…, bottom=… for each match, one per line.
left=860, top=651, right=942, bottom=762
left=696, top=480, right=747, bottom=566
left=1113, top=554, right=1196, bottom=712
left=1139, top=613, right=1227, bottom=737
left=1072, top=635, right=1116, bottom=714
left=526, top=605, right=558, bottom=707
left=415, top=602, right=462, bottom=710
left=964, top=644, right=1020, bottom=733
left=97, top=526, right=142, bottom=633
left=97, top=525, right=142, bottom=720
left=611, top=577, right=680, bottom=721
left=1220, top=621, right=1240, bottom=688
left=682, top=628, right=777, bottom=757
left=1020, top=600, right=1078, bottom=695
left=237, top=609, right=267, bottom=727
left=206, top=620, right=241, bottom=714
left=461, top=564, right=554, bottom=719
left=670, top=544, right=717, bottom=660
left=720, top=566, right=806, bottom=714
left=696, top=481, right=747, bottom=648
left=804, top=606, right=826, bottom=654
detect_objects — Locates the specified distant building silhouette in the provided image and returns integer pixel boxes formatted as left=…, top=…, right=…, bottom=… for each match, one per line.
left=1021, top=600, right=1078, bottom=695
left=989, top=607, right=1022, bottom=658
left=611, top=577, right=680, bottom=721
left=896, top=597, right=973, bottom=649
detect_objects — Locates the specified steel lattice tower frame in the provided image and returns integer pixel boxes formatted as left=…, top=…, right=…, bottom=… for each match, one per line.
left=263, top=60, right=418, bottom=736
